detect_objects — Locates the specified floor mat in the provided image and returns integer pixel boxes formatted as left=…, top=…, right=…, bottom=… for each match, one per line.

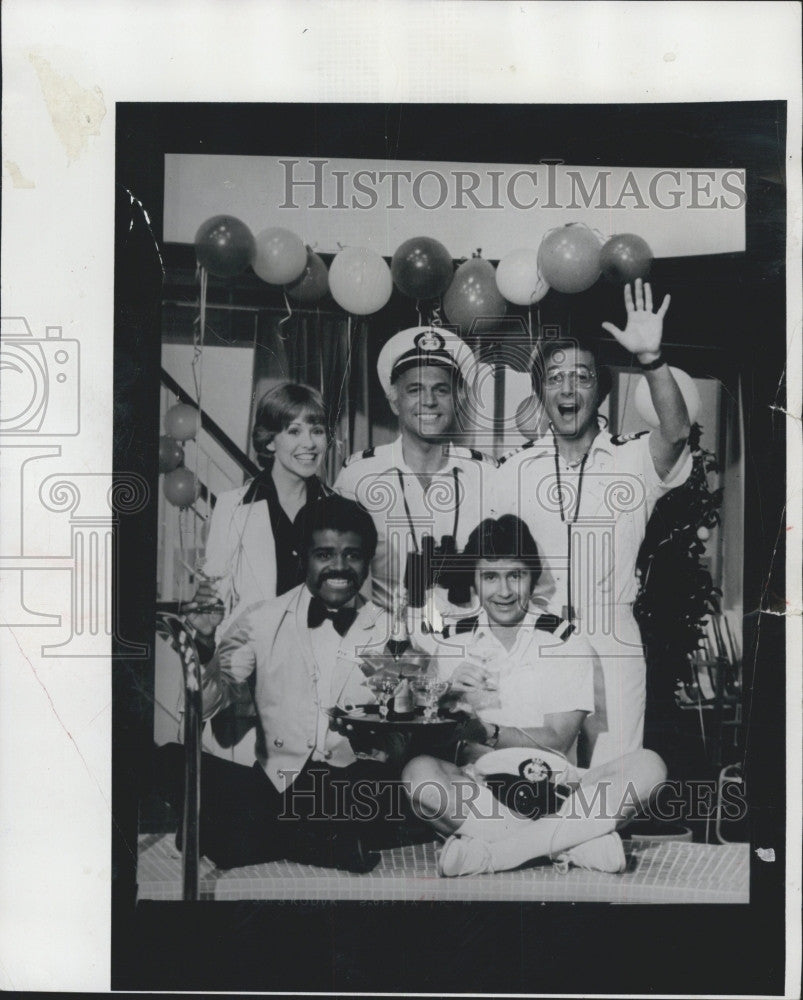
left=137, top=833, right=749, bottom=904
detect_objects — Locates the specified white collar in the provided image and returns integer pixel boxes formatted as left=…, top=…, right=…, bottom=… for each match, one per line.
left=389, top=435, right=458, bottom=475
left=473, top=608, right=541, bottom=644
left=526, top=427, right=614, bottom=462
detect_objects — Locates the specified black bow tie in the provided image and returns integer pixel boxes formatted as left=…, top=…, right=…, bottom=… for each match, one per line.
left=307, top=598, right=358, bottom=637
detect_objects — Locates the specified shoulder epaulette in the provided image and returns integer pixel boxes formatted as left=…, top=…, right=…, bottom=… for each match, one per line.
left=453, top=446, right=498, bottom=468
left=343, top=446, right=376, bottom=467
left=534, top=613, right=575, bottom=641
left=499, top=440, right=536, bottom=464
left=442, top=614, right=479, bottom=638
left=611, top=430, right=650, bottom=446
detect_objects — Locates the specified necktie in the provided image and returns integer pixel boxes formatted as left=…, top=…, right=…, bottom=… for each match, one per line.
left=307, top=598, right=358, bottom=637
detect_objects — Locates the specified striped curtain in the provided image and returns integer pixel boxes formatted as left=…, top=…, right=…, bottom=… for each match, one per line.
left=249, top=310, right=378, bottom=484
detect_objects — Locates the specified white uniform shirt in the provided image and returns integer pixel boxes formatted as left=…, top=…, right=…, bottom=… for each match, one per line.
left=435, top=610, right=596, bottom=729
left=334, top=436, right=497, bottom=613
left=491, top=429, right=692, bottom=646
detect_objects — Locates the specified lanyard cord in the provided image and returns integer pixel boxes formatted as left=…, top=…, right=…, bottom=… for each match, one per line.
left=395, top=466, right=460, bottom=554
left=552, top=434, right=590, bottom=622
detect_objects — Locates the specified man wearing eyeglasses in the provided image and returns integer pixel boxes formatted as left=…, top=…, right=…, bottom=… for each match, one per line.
left=491, top=280, right=692, bottom=767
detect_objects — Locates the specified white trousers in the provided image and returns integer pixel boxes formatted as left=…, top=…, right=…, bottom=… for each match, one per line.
left=578, top=607, right=647, bottom=767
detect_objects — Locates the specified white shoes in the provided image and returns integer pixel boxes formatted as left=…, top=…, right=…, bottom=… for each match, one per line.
left=436, top=830, right=627, bottom=878
left=437, top=835, right=495, bottom=877
left=553, top=832, right=627, bottom=875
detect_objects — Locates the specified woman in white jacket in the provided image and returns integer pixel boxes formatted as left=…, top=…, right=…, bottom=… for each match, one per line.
left=187, top=381, right=331, bottom=760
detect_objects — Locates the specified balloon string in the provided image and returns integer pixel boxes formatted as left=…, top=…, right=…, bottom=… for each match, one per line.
left=618, top=354, right=639, bottom=433
left=278, top=291, right=293, bottom=341
left=332, top=315, right=353, bottom=450
left=177, top=505, right=187, bottom=614
left=191, top=266, right=208, bottom=567
left=527, top=304, right=533, bottom=349
left=430, top=299, right=443, bottom=328
left=416, top=301, right=422, bottom=326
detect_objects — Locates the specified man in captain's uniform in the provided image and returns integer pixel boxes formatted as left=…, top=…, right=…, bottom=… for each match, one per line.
left=334, top=325, right=497, bottom=631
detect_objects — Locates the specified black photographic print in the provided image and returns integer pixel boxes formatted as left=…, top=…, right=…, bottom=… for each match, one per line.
left=1, top=3, right=799, bottom=996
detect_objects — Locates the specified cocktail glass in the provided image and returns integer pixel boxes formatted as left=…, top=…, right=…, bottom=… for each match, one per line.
left=415, top=677, right=450, bottom=722
left=367, top=674, right=398, bottom=719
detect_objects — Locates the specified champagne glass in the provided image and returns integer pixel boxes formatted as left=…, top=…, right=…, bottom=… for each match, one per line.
left=415, top=677, right=450, bottom=723
left=367, top=674, right=398, bottom=719
left=469, top=649, right=501, bottom=711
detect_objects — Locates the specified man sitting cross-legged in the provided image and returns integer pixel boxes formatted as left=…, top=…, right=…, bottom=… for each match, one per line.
left=401, top=515, right=667, bottom=877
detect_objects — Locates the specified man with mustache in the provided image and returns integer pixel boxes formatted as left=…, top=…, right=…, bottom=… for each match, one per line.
left=492, top=280, right=692, bottom=766
left=154, top=494, right=406, bottom=872
left=335, top=325, right=496, bottom=624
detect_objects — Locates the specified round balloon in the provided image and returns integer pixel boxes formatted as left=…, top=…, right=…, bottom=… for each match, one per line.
left=537, top=225, right=601, bottom=294
left=158, top=435, right=184, bottom=473
left=329, top=246, right=393, bottom=315
left=496, top=248, right=549, bottom=306
left=252, top=227, right=307, bottom=285
left=600, top=233, right=653, bottom=284
left=634, top=367, right=701, bottom=428
left=163, top=468, right=200, bottom=508
left=164, top=403, right=200, bottom=441
left=391, top=236, right=454, bottom=300
left=194, top=215, right=255, bottom=278
left=286, top=249, right=329, bottom=304
left=443, top=256, right=507, bottom=336
left=515, top=394, right=545, bottom=440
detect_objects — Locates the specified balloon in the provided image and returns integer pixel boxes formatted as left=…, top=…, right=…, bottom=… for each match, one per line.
left=600, top=233, right=653, bottom=284
left=253, top=227, right=307, bottom=285
left=194, top=215, right=255, bottom=278
left=164, top=403, right=200, bottom=441
left=158, top=435, right=184, bottom=473
left=515, top=394, right=545, bottom=440
left=163, top=468, right=200, bottom=508
left=634, top=367, right=701, bottom=428
left=495, top=248, right=549, bottom=306
left=329, top=246, right=393, bottom=315
left=537, top=224, right=601, bottom=294
left=696, top=526, right=710, bottom=542
left=391, top=236, right=454, bottom=300
left=286, top=248, right=329, bottom=303
left=443, top=256, right=507, bottom=336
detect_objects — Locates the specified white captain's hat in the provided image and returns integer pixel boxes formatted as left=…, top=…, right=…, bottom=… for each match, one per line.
left=377, top=326, right=476, bottom=396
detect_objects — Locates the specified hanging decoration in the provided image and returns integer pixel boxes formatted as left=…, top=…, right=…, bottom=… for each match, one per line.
left=164, top=402, right=201, bottom=441
left=163, top=467, right=201, bottom=509
left=253, top=226, right=307, bottom=285
left=443, top=251, right=507, bottom=336
left=193, top=215, right=255, bottom=278
left=537, top=223, right=601, bottom=294
left=286, top=247, right=330, bottom=304
left=158, top=435, right=184, bottom=473
left=634, top=367, right=701, bottom=427
left=514, top=394, right=544, bottom=440
left=329, top=246, right=393, bottom=316
left=391, top=236, right=454, bottom=300
left=495, top=248, right=549, bottom=306
left=600, top=233, right=653, bottom=284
